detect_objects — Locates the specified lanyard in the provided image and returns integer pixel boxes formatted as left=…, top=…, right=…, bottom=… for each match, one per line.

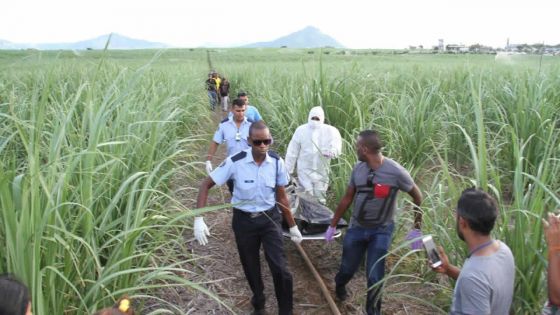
left=467, top=240, right=495, bottom=258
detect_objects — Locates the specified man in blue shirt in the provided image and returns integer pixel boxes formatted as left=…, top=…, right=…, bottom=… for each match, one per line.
left=232, top=91, right=262, bottom=122
left=195, top=121, right=303, bottom=315
left=206, top=98, right=252, bottom=193
left=206, top=98, right=251, bottom=168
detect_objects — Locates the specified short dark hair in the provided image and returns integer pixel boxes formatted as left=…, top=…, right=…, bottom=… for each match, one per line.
left=237, top=91, right=247, bottom=97
left=457, top=188, right=499, bottom=235
left=249, top=121, right=268, bottom=137
left=358, top=130, right=383, bottom=153
left=0, top=274, right=30, bottom=315
left=231, top=98, right=245, bottom=108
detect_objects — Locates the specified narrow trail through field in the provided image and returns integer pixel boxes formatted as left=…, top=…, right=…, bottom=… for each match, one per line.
left=162, top=109, right=435, bottom=315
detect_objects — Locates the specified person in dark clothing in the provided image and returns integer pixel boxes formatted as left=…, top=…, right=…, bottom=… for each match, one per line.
left=206, top=72, right=218, bottom=111
left=219, top=76, right=230, bottom=112
left=326, top=130, right=423, bottom=315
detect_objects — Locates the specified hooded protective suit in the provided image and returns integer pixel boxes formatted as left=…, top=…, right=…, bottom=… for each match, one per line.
left=285, top=106, right=342, bottom=203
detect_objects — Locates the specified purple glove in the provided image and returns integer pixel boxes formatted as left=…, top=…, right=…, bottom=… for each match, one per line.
left=405, top=228, right=423, bottom=250
left=325, top=226, right=336, bottom=242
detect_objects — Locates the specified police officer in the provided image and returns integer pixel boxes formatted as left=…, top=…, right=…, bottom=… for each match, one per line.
left=206, top=98, right=252, bottom=192
left=195, top=121, right=303, bottom=315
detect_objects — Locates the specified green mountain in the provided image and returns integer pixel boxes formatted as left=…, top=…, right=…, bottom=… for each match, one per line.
left=243, top=26, right=343, bottom=48
left=0, top=33, right=168, bottom=50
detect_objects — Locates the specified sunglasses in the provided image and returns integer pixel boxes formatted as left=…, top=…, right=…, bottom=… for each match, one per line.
left=252, top=139, right=272, bottom=146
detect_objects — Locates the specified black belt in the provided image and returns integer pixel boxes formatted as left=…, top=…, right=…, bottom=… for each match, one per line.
left=234, top=207, right=276, bottom=218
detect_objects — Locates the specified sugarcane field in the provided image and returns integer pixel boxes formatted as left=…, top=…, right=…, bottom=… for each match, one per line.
left=1, top=44, right=560, bottom=315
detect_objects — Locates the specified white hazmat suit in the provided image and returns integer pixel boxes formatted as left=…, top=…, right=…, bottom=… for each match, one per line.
left=285, top=106, right=342, bottom=204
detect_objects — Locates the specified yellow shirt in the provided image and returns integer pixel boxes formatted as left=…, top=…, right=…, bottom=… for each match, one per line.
left=215, top=77, right=221, bottom=91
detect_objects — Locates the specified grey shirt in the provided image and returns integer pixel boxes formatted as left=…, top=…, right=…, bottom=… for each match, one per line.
left=451, top=241, right=515, bottom=315
left=349, top=159, right=414, bottom=228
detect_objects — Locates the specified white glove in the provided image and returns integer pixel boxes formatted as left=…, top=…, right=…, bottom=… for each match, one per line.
left=289, top=225, right=303, bottom=244
left=194, top=216, right=210, bottom=245
left=205, top=161, right=213, bottom=174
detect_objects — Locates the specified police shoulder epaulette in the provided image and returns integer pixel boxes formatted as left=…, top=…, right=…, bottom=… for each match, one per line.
left=231, top=151, right=247, bottom=162
left=220, top=117, right=229, bottom=123
left=268, top=150, right=280, bottom=160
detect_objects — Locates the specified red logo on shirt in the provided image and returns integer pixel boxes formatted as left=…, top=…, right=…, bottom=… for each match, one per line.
left=374, top=184, right=391, bottom=198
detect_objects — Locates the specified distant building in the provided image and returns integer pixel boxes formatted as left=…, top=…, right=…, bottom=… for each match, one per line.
left=446, top=44, right=468, bottom=53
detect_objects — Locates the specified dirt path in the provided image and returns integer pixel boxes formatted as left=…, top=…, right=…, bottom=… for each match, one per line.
left=158, top=110, right=437, bottom=314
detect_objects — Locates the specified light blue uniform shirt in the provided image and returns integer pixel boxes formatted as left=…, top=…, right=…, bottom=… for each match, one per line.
left=210, top=148, right=289, bottom=212
left=213, top=117, right=251, bottom=157
left=228, top=105, right=262, bottom=123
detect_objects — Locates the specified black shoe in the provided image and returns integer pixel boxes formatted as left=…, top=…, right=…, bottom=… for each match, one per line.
left=335, top=285, right=348, bottom=301
left=250, top=308, right=266, bottom=315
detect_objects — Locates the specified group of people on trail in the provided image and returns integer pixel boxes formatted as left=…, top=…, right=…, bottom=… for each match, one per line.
left=206, top=70, right=230, bottom=112
left=194, top=91, right=560, bottom=315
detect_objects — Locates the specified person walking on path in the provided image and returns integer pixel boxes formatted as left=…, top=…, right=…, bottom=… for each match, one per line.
left=206, top=72, right=218, bottom=111
left=234, top=91, right=262, bottom=122
left=219, top=76, right=230, bottom=112
left=205, top=98, right=251, bottom=193
left=195, top=121, right=303, bottom=315
left=325, top=130, right=423, bottom=315
left=431, top=188, right=515, bottom=315
left=285, top=106, right=342, bottom=204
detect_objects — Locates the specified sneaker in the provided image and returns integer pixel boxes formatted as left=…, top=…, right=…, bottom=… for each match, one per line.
left=335, top=285, right=348, bottom=301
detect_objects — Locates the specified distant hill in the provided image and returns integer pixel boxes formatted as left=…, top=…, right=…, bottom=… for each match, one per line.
left=0, top=33, right=169, bottom=50
left=243, top=26, right=343, bottom=48
left=0, top=39, right=22, bottom=50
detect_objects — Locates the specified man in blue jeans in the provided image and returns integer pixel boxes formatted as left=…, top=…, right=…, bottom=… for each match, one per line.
left=325, top=130, right=423, bottom=315
left=206, top=72, right=218, bottom=110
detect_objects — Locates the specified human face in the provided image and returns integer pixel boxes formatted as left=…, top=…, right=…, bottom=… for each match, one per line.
left=456, top=211, right=465, bottom=241
left=355, top=137, right=367, bottom=162
left=250, top=128, right=272, bottom=156
left=231, top=105, right=246, bottom=122
left=239, top=95, right=249, bottom=105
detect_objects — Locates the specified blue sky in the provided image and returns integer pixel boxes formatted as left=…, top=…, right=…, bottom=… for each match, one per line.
left=2, top=0, right=558, bottom=49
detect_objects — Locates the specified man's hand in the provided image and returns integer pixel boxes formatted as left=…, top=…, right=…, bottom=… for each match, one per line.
left=289, top=225, right=303, bottom=244
left=544, top=212, right=560, bottom=248
left=205, top=161, right=213, bottom=174
left=432, top=246, right=450, bottom=273
left=325, top=226, right=336, bottom=242
left=194, top=216, right=210, bottom=245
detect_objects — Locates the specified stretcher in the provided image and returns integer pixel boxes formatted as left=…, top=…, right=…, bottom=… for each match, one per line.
left=281, top=183, right=347, bottom=241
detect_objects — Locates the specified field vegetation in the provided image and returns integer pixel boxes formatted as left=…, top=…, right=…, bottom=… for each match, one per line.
left=1, top=48, right=559, bottom=313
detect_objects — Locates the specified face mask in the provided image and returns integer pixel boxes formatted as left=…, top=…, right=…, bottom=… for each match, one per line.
left=308, top=120, right=321, bottom=129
